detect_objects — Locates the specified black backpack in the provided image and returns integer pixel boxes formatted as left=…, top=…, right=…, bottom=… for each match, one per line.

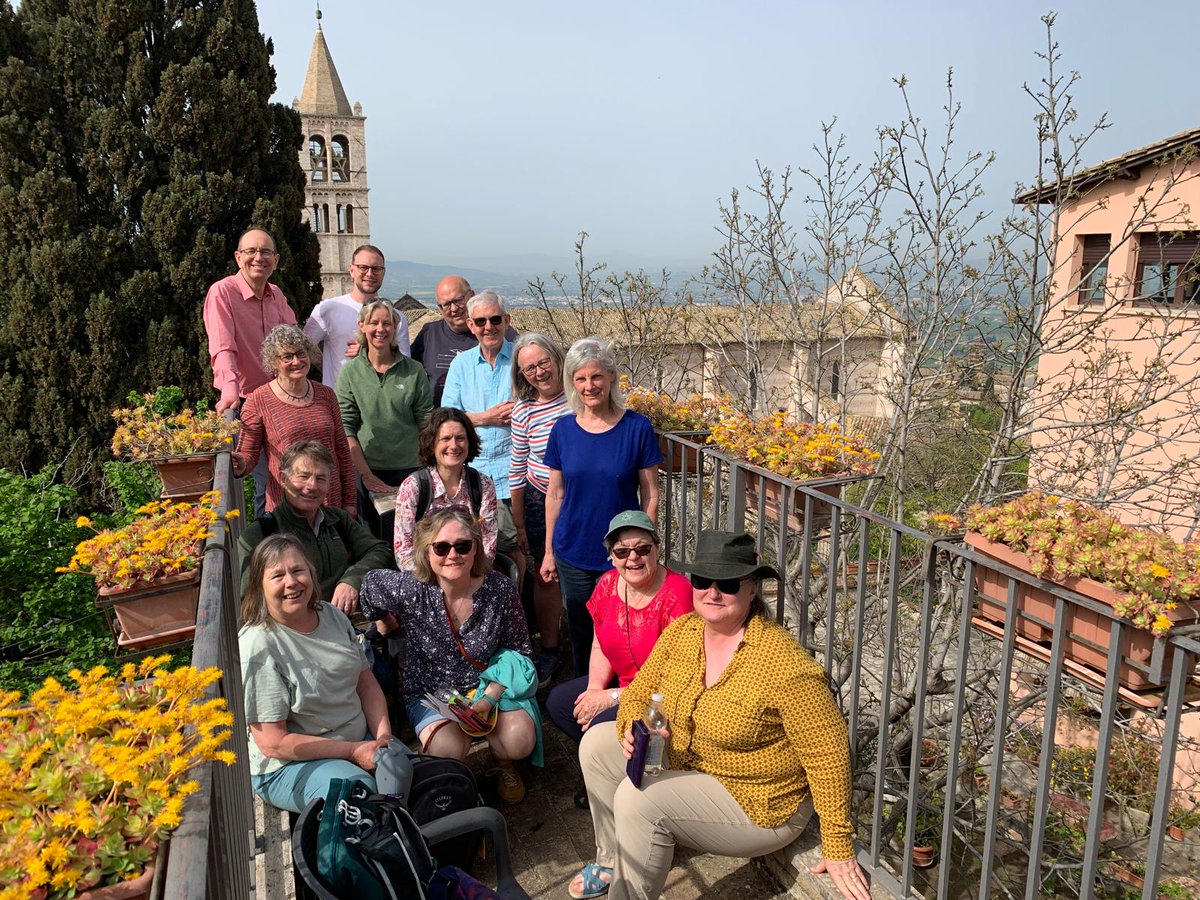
left=413, top=467, right=484, bottom=522
left=406, top=755, right=484, bottom=871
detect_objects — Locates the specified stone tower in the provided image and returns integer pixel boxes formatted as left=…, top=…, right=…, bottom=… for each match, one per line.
left=294, top=10, right=368, bottom=298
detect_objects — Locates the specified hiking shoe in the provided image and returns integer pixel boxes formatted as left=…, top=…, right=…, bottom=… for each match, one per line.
left=534, top=649, right=560, bottom=689
left=494, top=765, right=526, bottom=805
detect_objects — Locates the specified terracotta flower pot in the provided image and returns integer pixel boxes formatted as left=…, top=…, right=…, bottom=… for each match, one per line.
left=96, top=570, right=201, bottom=648
left=656, top=430, right=709, bottom=475
left=79, top=860, right=155, bottom=899
left=911, top=844, right=936, bottom=868
left=965, top=532, right=1200, bottom=691
left=744, top=471, right=840, bottom=532
left=150, top=453, right=219, bottom=503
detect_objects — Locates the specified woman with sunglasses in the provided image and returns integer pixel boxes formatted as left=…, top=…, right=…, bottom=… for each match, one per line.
left=541, top=337, right=661, bottom=679
left=360, top=508, right=538, bottom=805
left=234, top=324, right=356, bottom=516
left=569, top=530, right=866, bottom=900
left=508, top=332, right=572, bottom=688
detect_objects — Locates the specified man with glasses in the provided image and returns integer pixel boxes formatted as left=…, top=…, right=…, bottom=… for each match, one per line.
left=413, top=275, right=516, bottom=404
left=204, top=227, right=297, bottom=512
left=304, top=244, right=410, bottom=387
left=442, top=290, right=524, bottom=580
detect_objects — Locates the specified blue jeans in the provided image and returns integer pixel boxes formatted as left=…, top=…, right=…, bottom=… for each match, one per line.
left=555, top=558, right=606, bottom=677
left=547, top=674, right=617, bottom=744
left=251, top=758, right=376, bottom=813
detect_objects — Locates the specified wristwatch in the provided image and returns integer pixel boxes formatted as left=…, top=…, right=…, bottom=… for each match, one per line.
left=610, top=689, right=620, bottom=706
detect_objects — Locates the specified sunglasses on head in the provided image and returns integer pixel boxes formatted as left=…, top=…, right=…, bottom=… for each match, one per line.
left=472, top=315, right=504, bottom=327
left=431, top=540, right=475, bottom=557
left=611, top=542, right=654, bottom=560
left=689, top=574, right=749, bottom=595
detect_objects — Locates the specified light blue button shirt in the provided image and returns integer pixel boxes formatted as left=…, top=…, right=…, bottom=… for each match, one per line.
left=442, top=339, right=514, bottom=499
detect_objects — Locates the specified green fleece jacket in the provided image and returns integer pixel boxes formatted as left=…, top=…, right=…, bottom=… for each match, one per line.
left=238, top=500, right=394, bottom=602
left=335, top=352, right=433, bottom=471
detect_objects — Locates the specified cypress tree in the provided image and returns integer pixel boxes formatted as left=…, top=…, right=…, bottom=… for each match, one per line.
left=0, top=0, right=321, bottom=495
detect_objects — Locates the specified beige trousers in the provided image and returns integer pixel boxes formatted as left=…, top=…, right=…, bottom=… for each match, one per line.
left=579, top=721, right=813, bottom=900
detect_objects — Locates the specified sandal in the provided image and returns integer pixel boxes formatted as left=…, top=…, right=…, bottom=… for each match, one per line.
left=568, top=862, right=613, bottom=900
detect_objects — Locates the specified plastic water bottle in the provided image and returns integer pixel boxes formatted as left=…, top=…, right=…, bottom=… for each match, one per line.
left=644, top=693, right=669, bottom=776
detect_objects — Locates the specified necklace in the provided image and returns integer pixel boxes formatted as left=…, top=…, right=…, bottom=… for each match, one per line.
left=276, top=377, right=312, bottom=403
left=620, top=567, right=661, bottom=673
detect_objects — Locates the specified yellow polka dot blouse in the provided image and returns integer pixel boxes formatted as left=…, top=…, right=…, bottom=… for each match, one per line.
left=615, top=612, right=855, bottom=861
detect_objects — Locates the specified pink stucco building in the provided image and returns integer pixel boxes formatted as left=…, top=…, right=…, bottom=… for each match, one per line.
left=1017, top=128, right=1200, bottom=540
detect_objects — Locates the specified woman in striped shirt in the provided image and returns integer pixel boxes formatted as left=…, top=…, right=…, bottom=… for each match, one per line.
left=509, top=333, right=571, bottom=688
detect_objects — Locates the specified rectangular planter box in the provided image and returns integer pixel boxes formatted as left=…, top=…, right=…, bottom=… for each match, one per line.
left=656, top=430, right=710, bottom=476
left=150, top=453, right=218, bottom=503
left=97, top=570, right=201, bottom=649
left=744, top=471, right=840, bottom=532
left=966, top=532, right=1199, bottom=691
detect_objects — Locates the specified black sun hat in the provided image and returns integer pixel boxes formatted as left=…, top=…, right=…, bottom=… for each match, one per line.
left=682, top=530, right=780, bottom=581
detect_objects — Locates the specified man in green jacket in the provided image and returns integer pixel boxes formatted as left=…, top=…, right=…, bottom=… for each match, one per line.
left=238, top=440, right=393, bottom=615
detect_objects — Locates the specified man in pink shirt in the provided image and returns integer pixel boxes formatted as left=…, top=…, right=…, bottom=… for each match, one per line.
left=203, top=227, right=297, bottom=512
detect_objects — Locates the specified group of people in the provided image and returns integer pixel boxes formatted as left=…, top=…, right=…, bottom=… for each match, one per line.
left=209, top=227, right=869, bottom=900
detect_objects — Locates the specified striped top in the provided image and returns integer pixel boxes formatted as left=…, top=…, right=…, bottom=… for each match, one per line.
left=509, top=393, right=570, bottom=494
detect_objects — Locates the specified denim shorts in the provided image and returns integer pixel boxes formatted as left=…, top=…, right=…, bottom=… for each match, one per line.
left=523, top=484, right=548, bottom=562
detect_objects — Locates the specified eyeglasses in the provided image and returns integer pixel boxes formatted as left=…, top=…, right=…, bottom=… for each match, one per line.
left=689, top=574, right=750, bottom=595
left=438, top=298, right=467, bottom=311
left=472, top=315, right=504, bottom=328
left=431, top=540, right=475, bottom=557
left=352, top=263, right=385, bottom=275
left=238, top=247, right=277, bottom=257
left=277, top=351, right=307, bottom=363
left=611, top=543, right=654, bottom=560
left=520, top=358, right=554, bottom=378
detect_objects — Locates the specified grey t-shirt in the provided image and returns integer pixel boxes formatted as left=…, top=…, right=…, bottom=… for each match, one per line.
left=239, top=603, right=370, bottom=776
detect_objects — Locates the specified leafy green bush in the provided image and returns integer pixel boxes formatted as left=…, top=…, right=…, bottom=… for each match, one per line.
left=101, top=460, right=161, bottom=514
left=0, top=469, right=110, bottom=693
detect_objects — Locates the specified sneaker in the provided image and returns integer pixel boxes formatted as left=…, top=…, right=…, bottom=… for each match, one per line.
left=534, top=649, right=560, bottom=689
left=494, top=765, right=526, bottom=805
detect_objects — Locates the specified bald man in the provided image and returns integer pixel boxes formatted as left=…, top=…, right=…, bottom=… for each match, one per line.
left=412, top=275, right=516, bottom=404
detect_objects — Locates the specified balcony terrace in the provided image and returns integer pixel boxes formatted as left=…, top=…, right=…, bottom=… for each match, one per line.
left=153, top=436, right=1200, bottom=899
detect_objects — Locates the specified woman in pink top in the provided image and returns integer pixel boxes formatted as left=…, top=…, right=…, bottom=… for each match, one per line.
left=234, top=325, right=356, bottom=516
left=546, top=510, right=691, bottom=758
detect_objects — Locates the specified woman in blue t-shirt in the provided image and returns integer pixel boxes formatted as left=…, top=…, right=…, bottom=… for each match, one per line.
left=540, top=337, right=661, bottom=677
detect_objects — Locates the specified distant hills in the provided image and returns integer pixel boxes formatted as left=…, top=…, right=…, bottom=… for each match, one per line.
left=380, top=259, right=547, bottom=301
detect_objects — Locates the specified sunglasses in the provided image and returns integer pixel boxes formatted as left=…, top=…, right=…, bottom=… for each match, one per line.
left=689, top=574, right=750, bottom=595
left=611, top=543, right=654, bottom=560
left=431, top=540, right=475, bottom=557
left=472, top=315, right=504, bottom=327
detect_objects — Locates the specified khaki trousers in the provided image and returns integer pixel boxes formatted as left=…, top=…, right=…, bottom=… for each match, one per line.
left=579, top=721, right=813, bottom=900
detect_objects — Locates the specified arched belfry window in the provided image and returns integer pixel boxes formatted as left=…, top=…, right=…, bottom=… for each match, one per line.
left=309, top=135, right=327, bottom=183
left=345, top=205, right=355, bottom=234
left=331, top=135, right=350, bottom=182
left=336, top=204, right=345, bottom=234
left=311, top=204, right=321, bottom=232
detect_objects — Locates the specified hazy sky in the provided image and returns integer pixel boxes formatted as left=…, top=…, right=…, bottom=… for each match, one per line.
left=255, top=0, right=1200, bottom=275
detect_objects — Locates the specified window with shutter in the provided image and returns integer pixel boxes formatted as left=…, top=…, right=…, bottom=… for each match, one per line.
left=1135, top=231, right=1200, bottom=305
left=1077, top=234, right=1110, bottom=304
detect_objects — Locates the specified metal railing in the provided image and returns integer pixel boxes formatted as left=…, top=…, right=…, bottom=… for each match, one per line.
left=157, top=451, right=253, bottom=900
left=658, top=431, right=1200, bottom=899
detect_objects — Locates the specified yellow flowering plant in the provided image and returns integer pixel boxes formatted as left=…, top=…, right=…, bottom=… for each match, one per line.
left=966, top=492, right=1200, bottom=635
left=708, top=409, right=880, bottom=480
left=57, top=491, right=237, bottom=591
left=0, top=655, right=236, bottom=897
left=621, top=379, right=723, bottom=433
left=111, top=386, right=238, bottom=460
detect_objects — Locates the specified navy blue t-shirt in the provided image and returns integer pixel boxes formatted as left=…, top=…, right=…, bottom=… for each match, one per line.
left=543, top=410, right=662, bottom=570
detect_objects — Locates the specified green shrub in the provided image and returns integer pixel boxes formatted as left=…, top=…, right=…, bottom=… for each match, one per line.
left=0, top=468, right=110, bottom=693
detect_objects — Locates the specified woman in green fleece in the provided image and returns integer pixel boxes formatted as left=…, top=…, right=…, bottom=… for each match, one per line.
left=336, top=299, right=434, bottom=540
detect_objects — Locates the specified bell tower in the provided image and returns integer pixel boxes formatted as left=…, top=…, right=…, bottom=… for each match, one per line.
left=293, top=7, right=369, bottom=298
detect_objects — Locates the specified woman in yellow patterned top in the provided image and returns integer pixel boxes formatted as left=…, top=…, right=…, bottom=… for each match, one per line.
left=569, top=530, right=869, bottom=900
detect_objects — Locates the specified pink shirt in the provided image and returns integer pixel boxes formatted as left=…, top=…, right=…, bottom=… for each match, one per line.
left=588, top=567, right=693, bottom=686
left=203, top=273, right=296, bottom=406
